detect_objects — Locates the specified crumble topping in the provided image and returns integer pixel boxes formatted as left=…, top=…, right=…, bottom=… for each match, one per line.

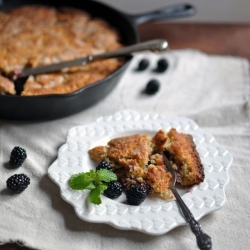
left=89, top=129, right=205, bottom=200
left=0, top=6, right=124, bottom=95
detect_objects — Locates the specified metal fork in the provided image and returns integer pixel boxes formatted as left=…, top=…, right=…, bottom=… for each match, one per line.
left=163, top=152, right=212, bottom=250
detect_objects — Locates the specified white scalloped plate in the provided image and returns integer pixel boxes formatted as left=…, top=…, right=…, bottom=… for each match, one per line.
left=48, top=110, right=233, bottom=235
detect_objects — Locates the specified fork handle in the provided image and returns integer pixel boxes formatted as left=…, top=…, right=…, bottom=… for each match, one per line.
left=171, top=186, right=212, bottom=250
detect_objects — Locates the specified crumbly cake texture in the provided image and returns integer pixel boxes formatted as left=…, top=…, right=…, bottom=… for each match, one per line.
left=0, top=75, right=16, bottom=95
left=0, top=6, right=124, bottom=95
left=152, top=129, right=205, bottom=186
left=89, top=129, right=205, bottom=200
left=89, top=133, right=174, bottom=200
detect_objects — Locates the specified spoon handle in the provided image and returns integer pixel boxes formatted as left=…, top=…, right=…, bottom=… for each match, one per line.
left=171, top=186, right=212, bottom=250
left=18, top=39, right=168, bottom=78
left=91, top=39, right=168, bottom=61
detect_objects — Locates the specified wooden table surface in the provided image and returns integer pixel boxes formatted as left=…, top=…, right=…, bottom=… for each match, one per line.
left=1, top=22, right=250, bottom=250
left=139, top=22, right=250, bottom=61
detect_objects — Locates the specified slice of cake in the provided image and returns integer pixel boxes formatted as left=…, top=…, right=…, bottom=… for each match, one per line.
left=152, top=128, right=204, bottom=186
left=88, top=129, right=205, bottom=201
left=89, top=133, right=174, bottom=199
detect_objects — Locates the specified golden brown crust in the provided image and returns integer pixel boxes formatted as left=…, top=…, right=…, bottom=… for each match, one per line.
left=0, top=75, right=16, bottom=95
left=152, top=129, right=169, bottom=151
left=89, top=146, right=107, bottom=163
left=0, top=12, right=10, bottom=33
left=146, top=164, right=173, bottom=199
left=107, top=134, right=150, bottom=168
left=0, top=6, right=124, bottom=96
left=153, top=128, right=205, bottom=186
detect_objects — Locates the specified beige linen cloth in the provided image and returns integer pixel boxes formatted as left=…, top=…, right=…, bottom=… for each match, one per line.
left=0, top=49, right=249, bottom=250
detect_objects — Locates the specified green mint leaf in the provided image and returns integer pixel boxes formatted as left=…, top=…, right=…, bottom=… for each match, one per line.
left=70, top=172, right=92, bottom=190
left=85, top=170, right=96, bottom=179
left=88, top=187, right=102, bottom=205
left=95, top=169, right=117, bottom=183
left=98, top=183, right=108, bottom=192
left=85, top=182, right=96, bottom=190
left=70, top=168, right=117, bottom=205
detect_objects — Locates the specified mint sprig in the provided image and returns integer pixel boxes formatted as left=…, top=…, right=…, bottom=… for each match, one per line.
left=69, top=169, right=117, bottom=205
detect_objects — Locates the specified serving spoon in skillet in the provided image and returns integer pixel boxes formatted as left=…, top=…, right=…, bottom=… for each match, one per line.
left=12, top=39, right=168, bottom=80
left=163, top=152, right=212, bottom=250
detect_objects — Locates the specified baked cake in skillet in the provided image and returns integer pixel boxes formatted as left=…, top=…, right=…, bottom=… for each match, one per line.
left=0, top=75, right=16, bottom=95
left=0, top=6, right=124, bottom=95
left=89, top=129, right=204, bottom=200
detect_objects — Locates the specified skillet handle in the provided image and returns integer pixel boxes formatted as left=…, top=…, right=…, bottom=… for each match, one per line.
left=126, top=3, right=196, bottom=26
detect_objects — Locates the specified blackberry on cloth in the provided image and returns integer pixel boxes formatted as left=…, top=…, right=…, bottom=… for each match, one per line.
left=145, top=79, right=160, bottom=95
left=6, top=174, right=30, bottom=193
left=157, top=58, right=169, bottom=72
left=138, top=58, right=149, bottom=71
left=9, top=146, right=27, bottom=168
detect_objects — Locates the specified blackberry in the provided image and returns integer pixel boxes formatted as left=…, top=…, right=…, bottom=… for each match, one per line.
left=138, top=59, right=149, bottom=71
left=6, top=174, right=30, bottom=193
left=145, top=79, right=160, bottom=95
left=9, top=146, right=27, bottom=168
left=126, top=184, right=148, bottom=205
left=157, top=58, right=169, bottom=72
left=104, top=181, right=123, bottom=199
left=96, top=161, right=112, bottom=171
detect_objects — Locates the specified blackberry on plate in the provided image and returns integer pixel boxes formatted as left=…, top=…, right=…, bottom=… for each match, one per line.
left=157, top=58, right=169, bottom=72
left=126, top=183, right=148, bottom=205
left=6, top=174, right=30, bottom=193
left=9, top=146, right=27, bottom=168
left=138, top=59, right=149, bottom=71
left=104, top=181, right=123, bottom=199
left=96, top=161, right=112, bottom=171
left=145, top=79, right=160, bottom=95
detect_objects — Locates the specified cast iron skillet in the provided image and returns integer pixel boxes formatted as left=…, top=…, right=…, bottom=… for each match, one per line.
left=0, top=0, right=195, bottom=121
